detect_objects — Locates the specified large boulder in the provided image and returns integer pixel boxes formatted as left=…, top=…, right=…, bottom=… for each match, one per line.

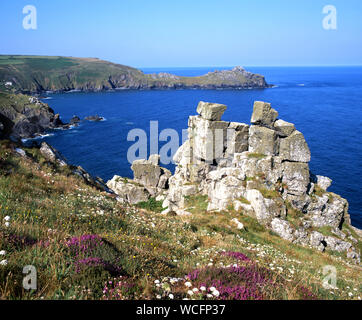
left=188, top=116, right=229, bottom=162
left=196, top=101, right=227, bottom=121
left=282, top=161, right=310, bottom=196
left=309, top=193, right=348, bottom=228
left=106, top=176, right=150, bottom=204
left=225, top=122, right=249, bottom=156
left=271, top=218, right=295, bottom=241
left=249, top=125, right=278, bottom=156
left=279, top=130, right=311, bottom=163
left=274, top=119, right=295, bottom=137
left=251, top=101, right=278, bottom=127
left=131, top=155, right=171, bottom=196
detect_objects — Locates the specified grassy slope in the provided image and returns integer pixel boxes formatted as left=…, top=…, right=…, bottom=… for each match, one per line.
left=0, top=140, right=360, bottom=300
left=0, top=55, right=267, bottom=93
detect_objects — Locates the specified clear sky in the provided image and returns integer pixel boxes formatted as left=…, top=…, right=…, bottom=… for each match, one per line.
left=0, top=0, right=361, bottom=67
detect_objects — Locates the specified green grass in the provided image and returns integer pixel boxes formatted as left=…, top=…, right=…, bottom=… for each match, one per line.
left=136, top=198, right=164, bottom=213
left=258, top=188, right=280, bottom=199
left=247, top=152, right=266, bottom=159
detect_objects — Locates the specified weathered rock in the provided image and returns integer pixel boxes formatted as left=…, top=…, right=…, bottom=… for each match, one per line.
left=251, top=101, right=278, bottom=127
left=324, top=236, right=352, bottom=252
left=249, top=125, right=278, bottom=156
left=196, top=101, right=227, bottom=121
left=40, top=142, right=67, bottom=166
left=106, top=176, right=150, bottom=204
left=74, top=166, right=111, bottom=193
left=188, top=116, right=229, bottom=162
left=309, top=231, right=326, bottom=251
left=274, top=119, right=295, bottom=137
left=207, top=174, right=245, bottom=211
left=271, top=218, right=295, bottom=241
left=85, top=115, right=104, bottom=121
left=131, top=159, right=161, bottom=188
left=279, top=130, right=311, bottom=163
left=245, top=189, right=270, bottom=222
left=316, top=175, right=332, bottom=191
left=225, top=122, right=249, bottom=156
left=282, top=161, right=310, bottom=196
left=69, top=116, right=81, bottom=125
left=15, top=148, right=26, bottom=157
left=309, top=194, right=348, bottom=228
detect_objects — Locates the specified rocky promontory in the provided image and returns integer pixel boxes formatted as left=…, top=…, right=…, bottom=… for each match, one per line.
left=107, top=100, right=361, bottom=263
left=0, top=56, right=270, bottom=93
left=0, top=92, right=65, bottom=139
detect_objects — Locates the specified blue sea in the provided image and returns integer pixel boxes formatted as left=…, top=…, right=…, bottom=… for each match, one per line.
left=36, top=67, right=362, bottom=228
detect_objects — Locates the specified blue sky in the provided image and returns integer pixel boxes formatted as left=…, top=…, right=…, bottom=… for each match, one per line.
left=0, top=0, right=361, bottom=67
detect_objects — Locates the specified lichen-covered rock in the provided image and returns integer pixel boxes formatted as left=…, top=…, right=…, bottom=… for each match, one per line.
left=245, top=189, right=270, bottom=222
left=131, top=159, right=161, bottom=188
left=251, top=101, right=278, bottom=127
left=316, top=175, right=332, bottom=191
left=274, top=119, right=295, bottom=137
left=207, top=174, right=245, bottom=211
left=279, top=130, right=311, bottom=163
left=225, top=122, right=249, bottom=156
left=249, top=125, right=278, bottom=156
left=196, top=101, right=227, bottom=121
left=309, top=194, right=348, bottom=228
left=309, top=231, right=326, bottom=252
left=324, top=236, right=352, bottom=252
left=106, top=176, right=150, bottom=204
left=271, top=218, right=295, bottom=241
left=282, top=162, right=310, bottom=196
left=188, top=116, right=229, bottom=162
left=40, top=142, right=67, bottom=167
left=131, top=154, right=170, bottom=191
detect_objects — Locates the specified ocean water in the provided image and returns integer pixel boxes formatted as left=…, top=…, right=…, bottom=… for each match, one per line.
left=37, top=67, right=362, bottom=228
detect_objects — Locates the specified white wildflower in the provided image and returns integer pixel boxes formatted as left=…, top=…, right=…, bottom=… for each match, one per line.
left=212, top=290, right=220, bottom=297
left=187, top=290, right=194, bottom=296
left=185, top=281, right=192, bottom=287
left=4, top=216, right=10, bottom=222
left=200, top=286, right=206, bottom=291
left=0, top=260, right=7, bottom=266
left=0, top=250, right=6, bottom=256
left=169, top=294, right=174, bottom=299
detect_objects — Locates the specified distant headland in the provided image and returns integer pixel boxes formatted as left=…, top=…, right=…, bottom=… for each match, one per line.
left=0, top=55, right=270, bottom=93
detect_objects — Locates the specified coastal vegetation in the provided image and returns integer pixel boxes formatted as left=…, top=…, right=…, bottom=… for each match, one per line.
left=0, top=140, right=360, bottom=300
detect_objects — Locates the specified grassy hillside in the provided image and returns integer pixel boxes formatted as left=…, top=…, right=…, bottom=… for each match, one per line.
left=0, top=55, right=268, bottom=93
left=0, top=140, right=360, bottom=300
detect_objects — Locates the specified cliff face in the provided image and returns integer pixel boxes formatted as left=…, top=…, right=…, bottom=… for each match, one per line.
left=0, top=56, right=269, bottom=93
left=0, top=92, right=63, bottom=139
left=107, top=101, right=361, bottom=263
